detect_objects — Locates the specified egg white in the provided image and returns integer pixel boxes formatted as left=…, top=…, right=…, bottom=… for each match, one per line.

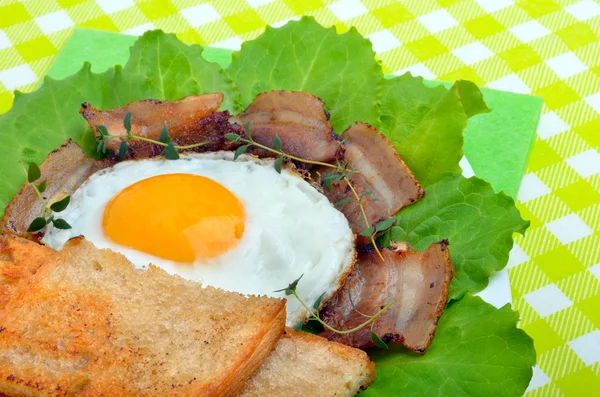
left=43, top=152, right=356, bottom=326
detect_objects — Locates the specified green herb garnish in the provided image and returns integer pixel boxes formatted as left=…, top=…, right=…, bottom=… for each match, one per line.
left=275, top=275, right=395, bottom=348
left=95, top=112, right=209, bottom=160
left=226, top=125, right=393, bottom=261
left=20, top=161, right=71, bottom=232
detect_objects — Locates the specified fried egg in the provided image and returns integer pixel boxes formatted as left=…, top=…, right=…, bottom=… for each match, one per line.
left=43, top=152, right=355, bottom=325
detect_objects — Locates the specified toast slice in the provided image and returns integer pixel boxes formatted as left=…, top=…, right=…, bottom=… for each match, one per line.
left=237, top=328, right=375, bottom=397
left=0, top=237, right=286, bottom=397
left=0, top=234, right=56, bottom=310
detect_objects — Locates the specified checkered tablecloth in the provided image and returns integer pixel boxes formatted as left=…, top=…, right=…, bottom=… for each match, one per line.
left=1, top=0, right=599, bottom=395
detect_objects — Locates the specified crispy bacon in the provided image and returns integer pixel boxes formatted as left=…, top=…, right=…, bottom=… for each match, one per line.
left=0, top=141, right=111, bottom=238
left=320, top=241, right=454, bottom=353
left=321, top=122, right=424, bottom=243
left=123, top=111, right=243, bottom=158
left=80, top=93, right=231, bottom=158
left=231, top=91, right=343, bottom=163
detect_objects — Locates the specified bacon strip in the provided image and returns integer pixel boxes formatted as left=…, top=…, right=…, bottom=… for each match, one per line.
left=80, top=93, right=233, bottom=158
left=122, top=111, right=243, bottom=158
left=320, top=241, right=454, bottom=353
left=321, top=122, right=424, bottom=243
left=0, top=141, right=110, bottom=238
left=231, top=91, right=343, bottom=163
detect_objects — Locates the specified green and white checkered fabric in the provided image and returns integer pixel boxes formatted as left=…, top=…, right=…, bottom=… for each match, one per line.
left=1, top=0, right=599, bottom=395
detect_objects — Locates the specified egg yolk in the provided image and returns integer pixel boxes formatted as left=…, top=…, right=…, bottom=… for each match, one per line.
left=102, top=173, right=245, bottom=263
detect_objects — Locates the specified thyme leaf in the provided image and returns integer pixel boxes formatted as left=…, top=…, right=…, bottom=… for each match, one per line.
left=273, top=135, right=282, bottom=152
left=159, top=125, right=170, bottom=144
left=335, top=198, right=354, bottom=206
left=313, top=292, right=326, bottom=310
left=273, top=274, right=303, bottom=296
left=51, top=218, right=72, bottom=230
left=359, top=226, right=375, bottom=237
left=50, top=195, right=70, bottom=213
left=123, top=111, right=132, bottom=133
left=27, top=162, right=41, bottom=183
left=274, top=156, right=283, bottom=174
left=371, top=331, right=389, bottom=349
left=162, top=142, right=180, bottom=160
left=233, top=145, right=248, bottom=160
left=118, top=141, right=128, bottom=160
left=27, top=217, right=46, bottom=232
left=36, top=180, right=47, bottom=193
left=375, top=217, right=396, bottom=232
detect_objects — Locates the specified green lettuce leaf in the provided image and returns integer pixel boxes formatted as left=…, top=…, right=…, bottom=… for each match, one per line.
left=365, top=295, right=536, bottom=397
left=124, top=30, right=237, bottom=111
left=390, top=173, right=529, bottom=300
left=0, top=64, right=150, bottom=213
left=226, top=16, right=382, bottom=132
left=380, top=75, right=489, bottom=186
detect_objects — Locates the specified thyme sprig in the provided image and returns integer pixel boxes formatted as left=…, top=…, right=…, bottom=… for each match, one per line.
left=275, top=275, right=394, bottom=348
left=19, top=161, right=71, bottom=232
left=347, top=289, right=390, bottom=349
left=224, top=123, right=394, bottom=261
left=95, top=112, right=210, bottom=160
left=324, top=165, right=395, bottom=262
left=224, top=122, right=354, bottom=175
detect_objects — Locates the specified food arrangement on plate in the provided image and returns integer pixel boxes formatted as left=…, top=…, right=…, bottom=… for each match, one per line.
left=0, top=18, right=536, bottom=396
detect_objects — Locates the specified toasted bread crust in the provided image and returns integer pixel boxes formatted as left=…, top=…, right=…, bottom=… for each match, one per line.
left=214, top=307, right=286, bottom=396
left=0, top=237, right=285, bottom=396
left=0, top=234, right=56, bottom=310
